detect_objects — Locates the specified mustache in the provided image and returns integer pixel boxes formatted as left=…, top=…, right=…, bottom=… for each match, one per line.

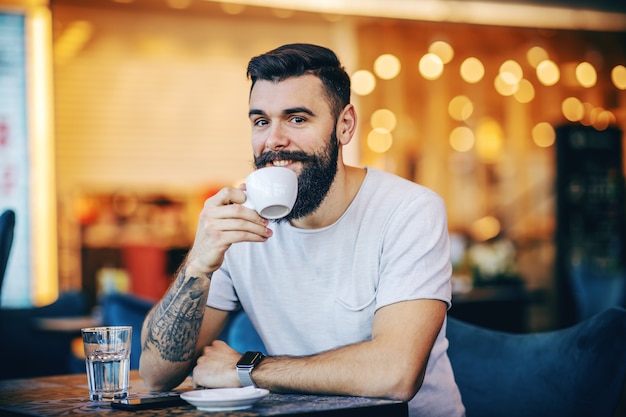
left=254, top=150, right=315, bottom=168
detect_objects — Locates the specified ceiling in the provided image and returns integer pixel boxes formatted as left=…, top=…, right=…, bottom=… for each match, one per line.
left=47, top=0, right=626, bottom=31
left=192, top=0, right=626, bottom=31
left=479, top=0, right=626, bottom=14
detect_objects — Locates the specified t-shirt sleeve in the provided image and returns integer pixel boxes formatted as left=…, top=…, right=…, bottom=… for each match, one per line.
left=206, top=260, right=241, bottom=311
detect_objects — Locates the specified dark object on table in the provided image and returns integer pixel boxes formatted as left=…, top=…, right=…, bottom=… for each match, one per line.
left=0, top=208, right=16, bottom=302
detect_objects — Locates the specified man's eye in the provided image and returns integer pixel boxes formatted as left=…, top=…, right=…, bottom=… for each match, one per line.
left=254, top=119, right=268, bottom=127
left=291, top=116, right=306, bottom=124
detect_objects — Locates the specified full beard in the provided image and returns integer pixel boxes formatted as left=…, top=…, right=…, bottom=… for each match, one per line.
left=253, top=131, right=339, bottom=222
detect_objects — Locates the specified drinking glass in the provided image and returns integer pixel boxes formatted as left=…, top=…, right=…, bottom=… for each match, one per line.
left=81, top=326, right=132, bottom=401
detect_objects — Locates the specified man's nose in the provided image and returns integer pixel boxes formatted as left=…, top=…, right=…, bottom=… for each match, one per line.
left=265, top=124, right=290, bottom=152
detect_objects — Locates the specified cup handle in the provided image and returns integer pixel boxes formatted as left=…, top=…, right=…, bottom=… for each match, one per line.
left=242, top=191, right=254, bottom=210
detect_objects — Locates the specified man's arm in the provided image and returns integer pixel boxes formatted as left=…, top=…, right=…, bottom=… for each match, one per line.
left=138, top=264, right=226, bottom=391
left=138, top=186, right=273, bottom=391
left=193, top=298, right=446, bottom=402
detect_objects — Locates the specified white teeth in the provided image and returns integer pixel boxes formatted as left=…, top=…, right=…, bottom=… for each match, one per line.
left=272, top=160, right=291, bottom=167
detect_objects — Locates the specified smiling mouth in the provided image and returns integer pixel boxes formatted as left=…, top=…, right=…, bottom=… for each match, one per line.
left=271, top=160, right=292, bottom=167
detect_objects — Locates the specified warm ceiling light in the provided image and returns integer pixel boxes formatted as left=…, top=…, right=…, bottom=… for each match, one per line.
left=428, top=40, right=454, bottom=64
left=536, top=59, right=560, bottom=86
left=367, top=128, right=393, bottom=153
left=526, top=46, right=548, bottom=68
left=419, top=53, right=444, bottom=80
left=449, top=126, right=475, bottom=152
left=460, top=57, right=485, bottom=84
left=370, top=109, right=397, bottom=132
left=611, top=65, right=626, bottom=90
left=499, top=60, right=523, bottom=85
left=373, top=54, right=401, bottom=80
left=561, top=97, right=584, bottom=122
left=351, top=70, right=376, bottom=96
left=513, top=79, right=535, bottom=103
left=448, top=95, right=473, bottom=121
left=532, top=122, right=555, bottom=147
left=575, top=62, right=597, bottom=88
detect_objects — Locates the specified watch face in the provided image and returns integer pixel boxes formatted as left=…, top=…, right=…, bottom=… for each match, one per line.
left=237, top=351, right=264, bottom=367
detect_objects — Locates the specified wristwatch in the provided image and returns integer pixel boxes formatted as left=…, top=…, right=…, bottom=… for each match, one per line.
left=236, top=351, right=265, bottom=387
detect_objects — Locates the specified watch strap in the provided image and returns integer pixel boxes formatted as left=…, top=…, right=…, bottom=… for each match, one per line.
left=237, top=367, right=256, bottom=387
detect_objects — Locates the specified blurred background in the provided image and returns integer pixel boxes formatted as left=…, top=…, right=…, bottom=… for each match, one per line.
left=1, top=0, right=625, bottom=354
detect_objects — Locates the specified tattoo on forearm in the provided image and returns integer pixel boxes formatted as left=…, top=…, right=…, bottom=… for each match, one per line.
left=143, top=268, right=209, bottom=363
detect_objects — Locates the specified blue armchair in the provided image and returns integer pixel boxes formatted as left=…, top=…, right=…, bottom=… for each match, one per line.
left=447, top=307, right=626, bottom=417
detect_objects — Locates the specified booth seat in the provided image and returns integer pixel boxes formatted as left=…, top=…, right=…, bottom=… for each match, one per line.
left=100, top=293, right=626, bottom=417
left=0, top=291, right=90, bottom=379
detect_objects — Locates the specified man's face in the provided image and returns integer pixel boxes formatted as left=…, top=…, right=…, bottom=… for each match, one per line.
left=249, top=75, right=339, bottom=221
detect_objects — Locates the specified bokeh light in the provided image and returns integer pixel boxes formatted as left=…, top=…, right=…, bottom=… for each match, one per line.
left=590, top=108, right=616, bottom=131
left=532, top=122, right=555, bottom=147
left=460, top=57, right=485, bottom=83
left=370, top=108, right=397, bottom=132
left=469, top=216, right=501, bottom=242
left=562, top=97, right=584, bottom=122
left=514, top=79, right=535, bottom=103
left=536, top=60, right=560, bottom=86
left=475, top=118, right=503, bottom=163
left=580, top=102, right=595, bottom=126
left=429, top=41, right=454, bottom=64
left=575, top=62, right=597, bottom=88
left=527, top=46, right=549, bottom=68
left=499, top=60, right=523, bottom=85
left=351, top=70, right=376, bottom=96
left=611, top=65, right=626, bottom=90
left=494, top=73, right=519, bottom=96
left=449, top=126, right=475, bottom=152
left=367, top=128, right=393, bottom=153
left=448, top=95, right=474, bottom=121
left=374, top=54, right=401, bottom=80
left=419, top=53, right=444, bottom=80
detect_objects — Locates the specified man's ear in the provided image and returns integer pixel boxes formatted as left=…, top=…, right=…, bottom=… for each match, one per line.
left=336, top=104, right=357, bottom=146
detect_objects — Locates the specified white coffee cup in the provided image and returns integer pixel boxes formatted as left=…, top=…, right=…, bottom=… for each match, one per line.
left=243, top=166, right=298, bottom=219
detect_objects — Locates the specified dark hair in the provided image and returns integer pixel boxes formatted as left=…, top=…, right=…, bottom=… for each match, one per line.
left=246, top=43, right=351, bottom=119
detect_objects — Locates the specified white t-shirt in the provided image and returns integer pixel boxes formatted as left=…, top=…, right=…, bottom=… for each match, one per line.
left=208, top=167, right=465, bottom=416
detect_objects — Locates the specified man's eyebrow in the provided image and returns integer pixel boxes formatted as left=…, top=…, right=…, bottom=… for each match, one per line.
left=249, top=109, right=266, bottom=118
left=284, top=107, right=315, bottom=116
left=248, top=107, right=316, bottom=118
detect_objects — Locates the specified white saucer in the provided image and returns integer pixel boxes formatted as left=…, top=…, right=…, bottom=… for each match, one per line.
left=180, top=387, right=269, bottom=411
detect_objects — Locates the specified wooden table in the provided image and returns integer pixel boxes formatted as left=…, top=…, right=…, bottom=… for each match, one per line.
left=0, top=371, right=408, bottom=416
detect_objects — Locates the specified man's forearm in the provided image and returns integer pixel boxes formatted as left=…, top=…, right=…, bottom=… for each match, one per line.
left=250, top=340, right=424, bottom=402
left=249, top=300, right=444, bottom=402
left=139, top=265, right=212, bottom=390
